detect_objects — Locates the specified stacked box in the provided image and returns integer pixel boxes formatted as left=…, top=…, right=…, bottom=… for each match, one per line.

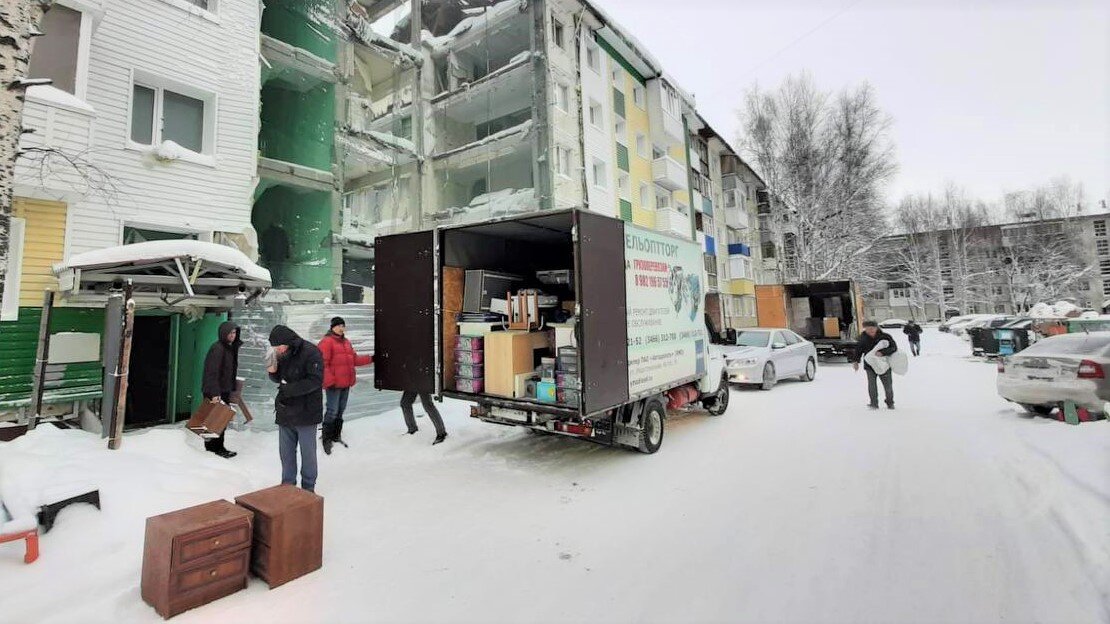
left=555, top=346, right=580, bottom=407
left=454, top=335, right=484, bottom=393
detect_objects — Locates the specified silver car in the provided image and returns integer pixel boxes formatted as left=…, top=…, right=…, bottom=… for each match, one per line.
left=722, top=328, right=819, bottom=390
left=997, top=331, right=1110, bottom=415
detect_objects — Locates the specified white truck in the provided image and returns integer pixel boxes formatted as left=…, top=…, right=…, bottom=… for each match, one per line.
left=373, top=209, right=730, bottom=453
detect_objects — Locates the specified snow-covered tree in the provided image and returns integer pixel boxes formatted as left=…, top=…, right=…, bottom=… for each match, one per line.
left=739, top=74, right=896, bottom=283
left=999, top=218, right=1092, bottom=312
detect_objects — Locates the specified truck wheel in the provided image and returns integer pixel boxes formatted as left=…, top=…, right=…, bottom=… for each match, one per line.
left=638, top=398, right=665, bottom=454
left=800, top=358, right=816, bottom=382
left=704, top=374, right=730, bottom=416
left=760, top=363, right=776, bottom=391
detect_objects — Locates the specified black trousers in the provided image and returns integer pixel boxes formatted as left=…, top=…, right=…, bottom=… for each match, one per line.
left=204, top=394, right=231, bottom=452
left=866, top=366, right=894, bottom=406
left=401, top=392, right=446, bottom=436
left=909, top=339, right=921, bottom=356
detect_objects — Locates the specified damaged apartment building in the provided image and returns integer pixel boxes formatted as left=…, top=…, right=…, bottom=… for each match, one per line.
left=341, top=0, right=766, bottom=327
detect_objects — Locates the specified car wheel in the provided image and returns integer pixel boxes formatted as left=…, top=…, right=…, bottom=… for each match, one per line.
left=800, top=358, right=816, bottom=382
left=760, top=362, right=776, bottom=391
left=704, top=374, right=730, bottom=416
left=1020, top=403, right=1053, bottom=416
left=637, top=398, right=666, bottom=454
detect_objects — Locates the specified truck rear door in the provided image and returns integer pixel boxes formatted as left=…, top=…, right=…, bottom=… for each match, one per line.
left=374, top=231, right=436, bottom=393
left=576, top=211, right=629, bottom=414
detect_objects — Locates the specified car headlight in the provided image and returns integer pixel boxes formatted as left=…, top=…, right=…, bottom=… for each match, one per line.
left=728, top=357, right=758, bottom=367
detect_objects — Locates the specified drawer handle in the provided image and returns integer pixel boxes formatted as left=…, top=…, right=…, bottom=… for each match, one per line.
left=213, top=539, right=221, bottom=547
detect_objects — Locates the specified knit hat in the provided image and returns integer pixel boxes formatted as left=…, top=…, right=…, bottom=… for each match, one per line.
left=330, top=316, right=345, bottom=329
left=268, top=324, right=299, bottom=347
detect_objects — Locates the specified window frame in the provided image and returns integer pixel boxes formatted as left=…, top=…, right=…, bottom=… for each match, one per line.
left=639, top=182, right=652, bottom=211
left=555, top=82, right=569, bottom=112
left=551, top=17, right=565, bottom=50
left=635, top=133, right=648, bottom=159
left=588, top=99, right=603, bottom=129
left=592, top=158, right=607, bottom=190
left=24, top=0, right=94, bottom=108
left=156, top=0, right=220, bottom=23
left=555, top=145, right=572, bottom=179
left=632, top=83, right=645, bottom=109
left=127, top=70, right=218, bottom=166
left=585, top=40, right=600, bottom=74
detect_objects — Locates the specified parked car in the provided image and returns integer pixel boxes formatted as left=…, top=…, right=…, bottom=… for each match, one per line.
left=721, top=328, right=818, bottom=391
left=997, top=331, right=1110, bottom=416
left=879, top=318, right=908, bottom=329
left=939, top=314, right=977, bottom=333
left=955, top=314, right=1009, bottom=339
left=968, top=316, right=1018, bottom=355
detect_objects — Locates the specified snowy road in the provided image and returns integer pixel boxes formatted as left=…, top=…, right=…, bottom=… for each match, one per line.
left=3, top=329, right=1109, bottom=623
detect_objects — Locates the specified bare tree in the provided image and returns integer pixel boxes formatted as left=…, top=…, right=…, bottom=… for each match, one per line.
left=0, top=0, right=51, bottom=311
left=740, top=74, right=896, bottom=283
left=1003, top=176, right=1087, bottom=221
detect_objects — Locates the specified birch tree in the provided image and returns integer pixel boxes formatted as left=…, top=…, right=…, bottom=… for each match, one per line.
left=0, top=0, right=51, bottom=310
left=740, top=74, right=896, bottom=283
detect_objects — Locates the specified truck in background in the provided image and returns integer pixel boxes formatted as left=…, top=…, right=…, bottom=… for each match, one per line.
left=755, top=281, right=865, bottom=360
left=373, top=209, right=731, bottom=454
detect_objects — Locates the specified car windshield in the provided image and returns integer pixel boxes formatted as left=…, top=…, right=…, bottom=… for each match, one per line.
left=736, top=331, right=771, bottom=348
left=1021, top=332, right=1110, bottom=356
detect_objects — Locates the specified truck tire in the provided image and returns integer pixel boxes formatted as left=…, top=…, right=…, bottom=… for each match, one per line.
left=638, top=398, right=665, bottom=454
left=760, top=362, right=776, bottom=391
left=800, top=358, right=816, bottom=382
left=704, top=374, right=730, bottom=416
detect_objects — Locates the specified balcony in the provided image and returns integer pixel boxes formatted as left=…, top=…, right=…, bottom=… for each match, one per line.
left=727, top=279, right=756, bottom=296
left=652, top=155, right=686, bottom=191
left=727, top=243, right=751, bottom=257
left=725, top=207, right=750, bottom=229
left=656, top=207, right=690, bottom=238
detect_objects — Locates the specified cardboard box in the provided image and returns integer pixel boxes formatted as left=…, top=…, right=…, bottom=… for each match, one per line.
left=823, top=317, right=840, bottom=339
left=514, top=372, right=537, bottom=398
left=485, top=331, right=539, bottom=397
left=550, top=322, right=576, bottom=350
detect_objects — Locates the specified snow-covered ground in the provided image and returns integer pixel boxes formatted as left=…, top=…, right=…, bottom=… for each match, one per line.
left=2, top=329, right=1108, bottom=623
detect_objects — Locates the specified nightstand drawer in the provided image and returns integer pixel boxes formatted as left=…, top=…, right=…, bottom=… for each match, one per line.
left=173, top=549, right=249, bottom=594
left=173, top=521, right=250, bottom=567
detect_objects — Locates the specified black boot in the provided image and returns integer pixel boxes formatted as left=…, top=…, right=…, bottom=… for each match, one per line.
left=321, top=422, right=334, bottom=455
left=432, top=432, right=448, bottom=445
left=334, top=417, right=349, bottom=448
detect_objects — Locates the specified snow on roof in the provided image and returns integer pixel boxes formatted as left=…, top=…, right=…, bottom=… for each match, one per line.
left=57, top=240, right=271, bottom=284
left=423, top=0, right=526, bottom=53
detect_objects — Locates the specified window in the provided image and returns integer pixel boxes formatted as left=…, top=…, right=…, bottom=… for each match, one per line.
left=1079, top=280, right=1091, bottom=291
left=614, top=117, right=626, bottom=139
left=618, top=172, right=630, bottom=200
left=592, top=158, right=607, bottom=189
left=656, top=191, right=671, bottom=209
left=635, top=133, right=648, bottom=159
left=28, top=4, right=82, bottom=95
left=782, top=331, right=801, bottom=346
left=639, top=183, right=651, bottom=210
left=632, top=84, right=645, bottom=109
left=122, top=226, right=198, bottom=245
left=611, top=66, right=623, bottom=88
left=130, top=77, right=213, bottom=156
left=1100, top=259, right=1110, bottom=276
left=551, top=18, right=565, bottom=50
left=586, top=41, right=600, bottom=73
left=555, top=146, right=572, bottom=178
left=1095, top=220, right=1106, bottom=237
left=555, top=83, right=569, bottom=112
left=661, top=82, right=679, bottom=116
left=588, top=100, right=602, bottom=128
left=1098, top=239, right=1109, bottom=256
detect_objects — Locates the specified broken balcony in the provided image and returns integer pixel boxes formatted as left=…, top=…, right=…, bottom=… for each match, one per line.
left=427, top=146, right=538, bottom=228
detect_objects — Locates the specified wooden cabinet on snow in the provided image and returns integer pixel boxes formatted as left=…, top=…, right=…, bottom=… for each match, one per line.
left=235, top=485, right=323, bottom=589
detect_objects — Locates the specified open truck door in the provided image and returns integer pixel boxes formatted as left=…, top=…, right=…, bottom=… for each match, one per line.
left=374, top=231, right=436, bottom=393
left=575, top=211, right=630, bottom=414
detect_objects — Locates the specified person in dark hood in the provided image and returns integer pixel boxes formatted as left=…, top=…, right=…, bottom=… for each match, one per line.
left=850, top=320, right=899, bottom=409
left=201, top=321, right=241, bottom=458
left=318, top=316, right=373, bottom=454
left=267, top=325, right=324, bottom=492
left=903, top=320, right=923, bottom=356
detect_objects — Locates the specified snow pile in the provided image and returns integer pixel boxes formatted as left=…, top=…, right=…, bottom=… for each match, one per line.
left=1028, top=300, right=1083, bottom=318
left=57, top=239, right=272, bottom=284
left=424, top=0, right=527, bottom=52
left=345, top=12, right=420, bottom=63
left=429, top=188, right=536, bottom=226
left=364, top=130, right=416, bottom=154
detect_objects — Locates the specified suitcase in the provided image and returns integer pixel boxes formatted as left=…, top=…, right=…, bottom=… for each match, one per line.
left=186, top=402, right=236, bottom=439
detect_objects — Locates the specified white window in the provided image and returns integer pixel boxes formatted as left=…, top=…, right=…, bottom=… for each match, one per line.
left=555, top=82, right=569, bottom=111
left=592, top=158, right=607, bottom=189
left=635, top=133, right=648, bottom=159
left=28, top=4, right=82, bottom=95
left=632, top=84, right=645, bottom=109
left=611, top=66, right=623, bottom=88
left=586, top=41, right=600, bottom=73
left=618, top=172, right=630, bottom=200
left=555, top=146, right=572, bottom=178
left=184, top=0, right=213, bottom=9
left=656, top=191, right=671, bottom=209
left=588, top=99, right=602, bottom=129
left=662, top=82, right=679, bottom=116
left=551, top=18, right=565, bottom=50
left=1, top=217, right=25, bottom=321
left=614, top=117, right=626, bottom=139
left=639, top=183, right=651, bottom=210
left=130, top=73, right=216, bottom=159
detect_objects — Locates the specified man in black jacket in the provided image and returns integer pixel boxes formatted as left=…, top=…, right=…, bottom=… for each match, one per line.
left=850, top=320, right=898, bottom=409
left=903, top=321, right=923, bottom=356
left=201, top=321, right=241, bottom=458
left=268, top=325, right=324, bottom=492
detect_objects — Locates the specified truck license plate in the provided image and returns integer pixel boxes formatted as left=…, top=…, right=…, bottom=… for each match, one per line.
left=492, top=407, right=529, bottom=423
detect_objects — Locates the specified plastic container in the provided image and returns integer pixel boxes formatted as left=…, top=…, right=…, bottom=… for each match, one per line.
left=556, top=372, right=580, bottom=390
left=455, top=349, right=484, bottom=365
left=536, top=381, right=557, bottom=403
left=455, top=335, right=484, bottom=350
left=456, top=363, right=483, bottom=378
left=455, top=377, right=484, bottom=393
left=538, top=363, right=556, bottom=381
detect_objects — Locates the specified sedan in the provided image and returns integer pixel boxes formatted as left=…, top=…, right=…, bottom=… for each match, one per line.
left=997, top=331, right=1110, bottom=416
left=879, top=318, right=909, bottom=329
left=721, top=328, right=818, bottom=391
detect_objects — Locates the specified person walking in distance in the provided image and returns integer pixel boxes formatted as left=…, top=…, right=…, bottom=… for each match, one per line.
left=851, top=320, right=899, bottom=409
left=401, top=391, right=447, bottom=445
left=267, top=325, right=324, bottom=492
left=200, top=321, right=241, bottom=458
left=903, top=320, right=923, bottom=356
left=318, top=317, right=373, bottom=455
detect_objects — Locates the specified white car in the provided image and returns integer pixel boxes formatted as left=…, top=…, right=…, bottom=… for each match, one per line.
left=721, top=328, right=819, bottom=390
left=880, top=318, right=909, bottom=329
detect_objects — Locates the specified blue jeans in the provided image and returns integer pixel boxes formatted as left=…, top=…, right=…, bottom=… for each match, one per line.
left=279, top=424, right=318, bottom=492
left=324, top=388, right=350, bottom=424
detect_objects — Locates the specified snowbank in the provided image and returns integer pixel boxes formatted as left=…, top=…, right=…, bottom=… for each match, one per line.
left=58, top=240, right=271, bottom=284
left=429, top=188, right=536, bottom=226
left=1028, top=300, right=1083, bottom=318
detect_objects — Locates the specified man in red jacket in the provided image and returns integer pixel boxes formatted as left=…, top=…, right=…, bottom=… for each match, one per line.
left=318, top=317, right=372, bottom=454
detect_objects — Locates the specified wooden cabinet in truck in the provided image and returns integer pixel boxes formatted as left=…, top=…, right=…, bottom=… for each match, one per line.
left=755, top=281, right=865, bottom=360
left=374, top=209, right=730, bottom=453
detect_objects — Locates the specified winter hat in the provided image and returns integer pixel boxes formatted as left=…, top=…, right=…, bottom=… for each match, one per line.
left=268, top=324, right=300, bottom=347
left=330, top=316, right=345, bottom=329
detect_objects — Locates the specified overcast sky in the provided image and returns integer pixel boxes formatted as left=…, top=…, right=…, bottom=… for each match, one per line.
left=595, top=0, right=1109, bottom=207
